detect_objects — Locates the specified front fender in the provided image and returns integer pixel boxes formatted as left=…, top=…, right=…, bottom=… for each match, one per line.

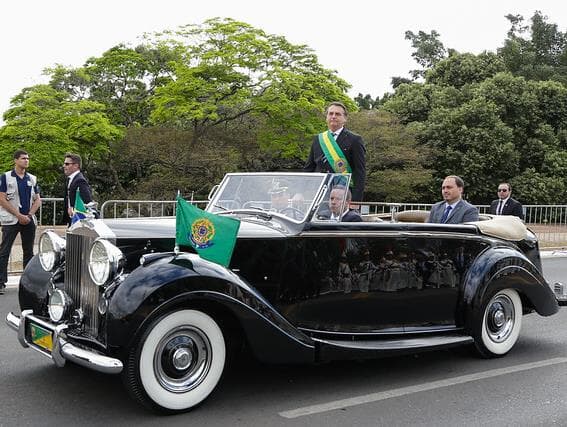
left=462, top=246, right=559, bottom=332
left=106, top=253, right=314, bottom=363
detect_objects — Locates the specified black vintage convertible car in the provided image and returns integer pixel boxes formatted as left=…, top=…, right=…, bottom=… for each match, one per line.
left=6, top=172, right=567, bottom=413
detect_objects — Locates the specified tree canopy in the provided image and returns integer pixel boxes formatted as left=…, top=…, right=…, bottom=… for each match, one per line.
left=2, top=12, right=567, bottom=207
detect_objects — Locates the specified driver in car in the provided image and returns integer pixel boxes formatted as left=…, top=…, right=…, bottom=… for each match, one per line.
left=268, top=181, right=291, bottom=212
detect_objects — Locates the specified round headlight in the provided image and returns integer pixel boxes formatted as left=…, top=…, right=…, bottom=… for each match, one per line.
left=38, top=231, right=66, bottom=271
left=88, top=239, right=124, bottom=286
left=48, top=289, right=71, bottom=322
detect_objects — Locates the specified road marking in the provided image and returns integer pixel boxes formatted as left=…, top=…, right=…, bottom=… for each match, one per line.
left=279, top=357, right=567, bottom=419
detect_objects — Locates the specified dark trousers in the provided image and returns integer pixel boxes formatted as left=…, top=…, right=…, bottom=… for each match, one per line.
left=0, top=222, right=36, bottom=284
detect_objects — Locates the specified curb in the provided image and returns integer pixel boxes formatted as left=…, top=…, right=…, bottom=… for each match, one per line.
left=541, top=250, right=567, bottom=258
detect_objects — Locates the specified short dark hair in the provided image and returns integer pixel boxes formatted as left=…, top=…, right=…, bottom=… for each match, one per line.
left=13, top=150, right=28, bottom=160
left=499, top=182, right=511, bottom=191
left=326, top=102, right=348, bottom=117
left=446, top=175, right=464, bottom=188
left=64, top=153, right=82, bottom=168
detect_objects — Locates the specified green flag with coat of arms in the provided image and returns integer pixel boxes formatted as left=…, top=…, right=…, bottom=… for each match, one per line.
left=175, top=195, right=241, bottom=267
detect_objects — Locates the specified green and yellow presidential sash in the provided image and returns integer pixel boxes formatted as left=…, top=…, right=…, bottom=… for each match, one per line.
left=318, top=131, right=353, bottom=185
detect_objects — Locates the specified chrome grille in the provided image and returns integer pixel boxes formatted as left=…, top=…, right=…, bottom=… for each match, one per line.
left=64, top=221, right=116, bottom=336
left=65, top=234, right=99, bottom=334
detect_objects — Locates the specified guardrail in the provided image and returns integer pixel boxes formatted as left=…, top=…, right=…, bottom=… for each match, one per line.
left=99, top=199, right=208, bottom=219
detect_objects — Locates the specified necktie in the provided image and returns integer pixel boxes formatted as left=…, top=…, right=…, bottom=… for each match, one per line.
left=440, top=205, right=452, bottom=223
left=497, top=200, right=503, bottom=215
left=332, top=132, right=338, bottom=139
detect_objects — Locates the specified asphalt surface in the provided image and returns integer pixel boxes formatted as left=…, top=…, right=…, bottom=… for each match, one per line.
left=1, top=256, right=566, bottom=426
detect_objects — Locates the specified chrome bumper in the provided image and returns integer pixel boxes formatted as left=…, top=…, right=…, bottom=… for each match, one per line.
left=554, top=282, right=567, bottom=306
left=6, top=310, right=123, bottom=374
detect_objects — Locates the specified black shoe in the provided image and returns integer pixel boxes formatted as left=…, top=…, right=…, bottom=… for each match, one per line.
left=0, top=285, right=5, bottom=295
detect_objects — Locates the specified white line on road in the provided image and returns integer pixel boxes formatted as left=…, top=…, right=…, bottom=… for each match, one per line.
left=279, top=357, right=567, bottom=419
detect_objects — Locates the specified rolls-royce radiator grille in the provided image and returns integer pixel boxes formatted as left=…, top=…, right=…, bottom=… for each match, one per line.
left=65, top=233, right=100, bottom=335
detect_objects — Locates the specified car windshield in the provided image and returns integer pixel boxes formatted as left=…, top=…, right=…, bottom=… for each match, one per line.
left=207, top=173, right=332, bottom=222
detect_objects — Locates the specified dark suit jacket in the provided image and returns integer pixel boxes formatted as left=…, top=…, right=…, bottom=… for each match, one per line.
left=342, top=209, right=363, bottom=222
left=63, top=172, right=93, bottom=225
left=489, top=197, right=524, bottom=220
left=304, top=128, right=366, bottom=202
left=427, top=200, right=479, bottom=224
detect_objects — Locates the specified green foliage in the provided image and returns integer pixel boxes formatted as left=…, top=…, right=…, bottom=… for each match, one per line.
left=405, top=30, right=447, bottom=80
left=499, top=11, right=567, bottom=83
left=354, top=93, right=380, bottom=110
left=348, top=110, right=433, bottom=202
left=149, top=18, right=353, bottom=158
left=426, top=52, right=506, bottom=88
left=0, top=85, right=123, bottom=193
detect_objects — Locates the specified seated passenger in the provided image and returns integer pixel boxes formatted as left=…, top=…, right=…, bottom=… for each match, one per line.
left=268, top=180, right=291, bottom=212
left=427, top=175, right=479, bottom=224
left=329, top=186, right=362, bottom=222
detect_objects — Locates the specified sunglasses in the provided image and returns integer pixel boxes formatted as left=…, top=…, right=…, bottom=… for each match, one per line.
left=497, top=189, right=508, bottom=192
left=63, top=162, right=76, bottom=166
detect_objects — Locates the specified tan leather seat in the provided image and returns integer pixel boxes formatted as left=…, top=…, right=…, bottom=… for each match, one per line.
left=395, top=210, right=430, bottom=223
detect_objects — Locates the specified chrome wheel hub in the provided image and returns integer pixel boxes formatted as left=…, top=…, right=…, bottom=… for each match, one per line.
left=486, top=294, right=516, bottom=343
left=154, top=326, right=212, bottom=393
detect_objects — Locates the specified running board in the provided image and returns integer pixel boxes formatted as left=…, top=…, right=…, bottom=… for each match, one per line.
left=314, top=334, right=473, bottom=360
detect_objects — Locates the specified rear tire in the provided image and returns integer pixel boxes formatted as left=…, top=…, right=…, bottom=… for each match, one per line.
left=124, top=309, right=226, bottom=413
left=473, top=289, right=522, bottom=358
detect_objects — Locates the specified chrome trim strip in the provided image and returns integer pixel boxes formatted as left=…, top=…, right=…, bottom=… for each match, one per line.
left=299, top=325, right=460, bottom=336
left=5, top=311, right=123, bottom=374
left=314, top=334, right=473, bottom=351
left=301, top=230, right=484, bottom=240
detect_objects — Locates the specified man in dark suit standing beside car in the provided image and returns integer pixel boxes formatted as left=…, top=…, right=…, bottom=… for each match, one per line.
left=62, top=153, right=93, bottom=226
left=489, top=182, right=524, bottom=220
left=304, top=102, right=366, bottom=204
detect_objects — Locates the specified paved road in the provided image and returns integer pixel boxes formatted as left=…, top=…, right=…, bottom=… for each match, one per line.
left=1, top=258, right=566, bottom=426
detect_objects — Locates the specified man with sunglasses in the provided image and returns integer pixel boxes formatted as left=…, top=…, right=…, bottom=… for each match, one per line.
left=489, top=183, right=524, bottom=220
left=62, top=153, right=93, bottom=226
left=0, top=150, right=41, bottom=294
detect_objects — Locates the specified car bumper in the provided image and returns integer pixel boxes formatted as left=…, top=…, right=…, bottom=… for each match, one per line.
left=6, top=310, right=123, bottom=374
left=554, top=282, right=567, bottom=306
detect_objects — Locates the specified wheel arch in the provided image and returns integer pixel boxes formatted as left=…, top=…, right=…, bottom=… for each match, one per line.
left=461, top=246, right=559, bottom=334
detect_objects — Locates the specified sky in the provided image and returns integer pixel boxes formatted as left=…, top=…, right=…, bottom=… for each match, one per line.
left=2, top=1, right=567, bottom=124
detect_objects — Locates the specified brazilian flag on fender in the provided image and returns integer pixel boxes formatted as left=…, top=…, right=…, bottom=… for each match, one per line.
left=175, top=195, right=241, bottom=267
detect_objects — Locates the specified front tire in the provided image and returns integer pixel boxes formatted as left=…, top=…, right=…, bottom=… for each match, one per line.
left=124, top=309, right=226, bottom=413
left=473, top=288, right=522, bottom=358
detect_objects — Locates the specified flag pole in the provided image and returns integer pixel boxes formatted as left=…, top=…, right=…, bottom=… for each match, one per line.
left=174, top=190, right=181, bottom=255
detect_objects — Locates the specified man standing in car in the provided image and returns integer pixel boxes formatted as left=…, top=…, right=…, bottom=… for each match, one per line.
left=304, top=102, right=366, bottom=204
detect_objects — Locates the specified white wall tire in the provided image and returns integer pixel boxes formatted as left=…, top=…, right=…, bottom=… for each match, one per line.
left=125, top=309, right=226, bottom=412
left=474, top=289, right=522, bottom=358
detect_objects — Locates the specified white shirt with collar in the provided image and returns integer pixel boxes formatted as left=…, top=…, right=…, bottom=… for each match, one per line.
left=67, top=170, right=80, bottom=186
left=497, top=197, right=510, bottom=214
left=330, top=127, right=344, bottom=139
left=444, top=200, right=461, bottom=220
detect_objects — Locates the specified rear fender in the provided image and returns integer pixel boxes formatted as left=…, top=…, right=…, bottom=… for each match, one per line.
left=461, top=247, right=559, bottom=332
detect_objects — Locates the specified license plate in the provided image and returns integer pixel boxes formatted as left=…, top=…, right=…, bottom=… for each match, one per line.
left=30, top=322, right=53, bottom=353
